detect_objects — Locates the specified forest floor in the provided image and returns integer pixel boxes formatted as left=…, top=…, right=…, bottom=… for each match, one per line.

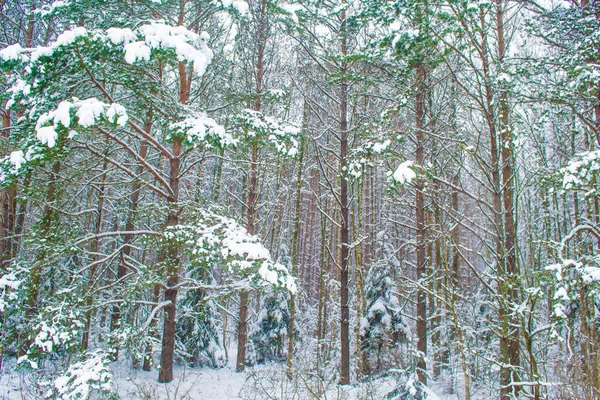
left=0, top=352, right=458, bottom=399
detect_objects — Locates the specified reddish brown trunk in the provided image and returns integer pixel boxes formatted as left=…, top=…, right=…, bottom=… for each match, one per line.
left=0, top=108, right=15, bottom=270
left=415, top=63, right=428, bottom=386
left=158, top=42, right=187, bottom=380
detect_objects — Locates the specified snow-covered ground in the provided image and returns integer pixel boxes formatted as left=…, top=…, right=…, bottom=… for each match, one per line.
left=0, top=353, right=464, bottom=399
left=0, top=363, right=457, bottom=400
left=114, top=366, right=247, bottom=400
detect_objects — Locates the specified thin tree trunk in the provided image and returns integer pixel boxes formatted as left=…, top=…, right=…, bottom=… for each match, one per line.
left=82, top=156, right=109, bottom=350
left=0, top=108, right=15, bottom=270
left=110, top=121, right=151, bottom=358
left=237, top=0, right=267, bottom=372
left=496, top=2, right=520, bottom=397
left=143, top=283, right=162, bottom=371
left=354, top=176, right=366, bottom=379
left=338, top=2, right=351, bottom=384
left=286, top=127, right=305, bottom=379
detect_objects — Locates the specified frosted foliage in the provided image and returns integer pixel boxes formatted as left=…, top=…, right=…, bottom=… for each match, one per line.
left=0, top=98, right=129, bottom=181
left=0, top=272, right=20, bottom=313
left=2, top=23, right=213, bottom=76
left=562, top=150, right=600, bottom=190
left=165, top=210, right=297, bottom=293
left=220, top=0, right=250, bottom=15
left=34, top=0, right=69, bottom=17
left=234, top=109, right=301, bottom=156
left=31, top=27, right=88, bottom=62
left=34, top=97, right=128, bottom=148
left=171, top=113, right=237, bottom=147
left=53, top=351, right=113, bottom=400
left=546, top=257, right=600, bottom=319
left=130, top=23, right=214, bottom=75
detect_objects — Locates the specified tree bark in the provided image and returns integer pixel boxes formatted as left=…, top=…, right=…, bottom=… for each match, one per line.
left=415, top=62, right=428, bottom=386
left=286, top=124, right=305, bottom=379
left=236, top=0, right=267, bottom=372
left=496, top=1, right=520, bottom=397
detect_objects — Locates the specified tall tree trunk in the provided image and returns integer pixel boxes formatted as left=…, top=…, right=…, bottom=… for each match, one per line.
left=415, top=62, right=428, bottom=386
left=158, top=19, right=188, bottom=377
left=158, top=135, right=182, bottom=383
left=339, top=4, right=350, bottom=384
left=286, top=126, right=305, bottom=379
left=236, top=142, right=258, bottom=372
left=496, top=1, right=520, bottom=397
left=237, top=0, right=267, bottom=372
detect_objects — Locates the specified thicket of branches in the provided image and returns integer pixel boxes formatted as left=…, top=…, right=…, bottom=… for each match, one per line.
left=0, top=0, right=599, bottom=399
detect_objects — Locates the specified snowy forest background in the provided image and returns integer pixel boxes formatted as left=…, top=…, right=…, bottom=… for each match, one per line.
left=0, top=0, right=599, bottom=399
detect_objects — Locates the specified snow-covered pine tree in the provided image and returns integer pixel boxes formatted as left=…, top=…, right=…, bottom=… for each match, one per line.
left=361, top=261, right=407, bottom=376
left=249, top=288, right=292, bottom=364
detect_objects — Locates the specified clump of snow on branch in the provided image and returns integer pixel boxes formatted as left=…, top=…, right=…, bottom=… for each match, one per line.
left=0, top=98, right=127, bottom=181
left=33, top=27, right=88, bottom=62
left=232, top=109, right=300, bottom=156
left=34, top=98, right=128, bottom=148
left=51, top=350, right=114, bottom=400
left=165, top=210, right=296, bottom=293
left=171, top=113, right=237, bottom=148
left=391, top=160, right=416, bottom=184
left=120, top=23, right=214, bottom=74
left=0, top=43, right=27, bottom=62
